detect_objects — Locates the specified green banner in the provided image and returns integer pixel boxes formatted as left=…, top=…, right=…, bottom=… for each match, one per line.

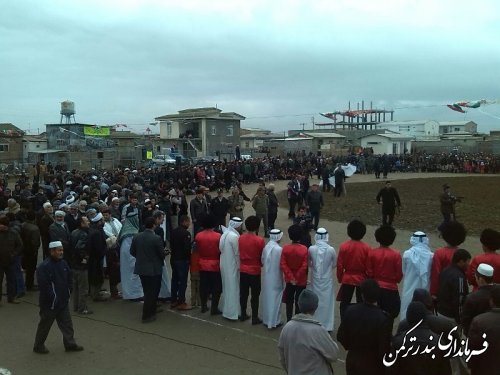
left=84, top=126, right=110, bottom=136
left=146, top=150, right=153, bottom=160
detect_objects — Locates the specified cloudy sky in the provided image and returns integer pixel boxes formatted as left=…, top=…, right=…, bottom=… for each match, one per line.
left=1, top=0, right=499, bottom=134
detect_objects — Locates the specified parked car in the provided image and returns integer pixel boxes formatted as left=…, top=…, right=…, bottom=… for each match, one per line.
left=151, top=154, right=176, bottom=165
left=240, top=154, right=252, bottom=160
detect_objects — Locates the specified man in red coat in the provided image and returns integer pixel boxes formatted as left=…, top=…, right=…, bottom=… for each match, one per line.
left=280, top=224, right=308, bottom=321
left=238, top=215, right=265, bottom=324
left=337, top=219, right=371, bottom=319
left=467, top=228, right=500, bottom=290
left=366, top=225, right=402, bottom=320
left=430, top=221, right=466, bottom=297
left=194, top=214, right=222, bottom=314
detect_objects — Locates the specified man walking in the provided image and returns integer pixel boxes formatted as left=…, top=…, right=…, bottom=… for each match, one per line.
left=305, top=183, right=323, bottom=231
left=375, top=181, right=401, bottom=226
left=130, top=217, right=165, bottom=323
left=33, top=241, right=83, bottom=354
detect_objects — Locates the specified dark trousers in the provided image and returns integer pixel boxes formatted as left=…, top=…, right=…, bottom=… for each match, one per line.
left=338, top=284, right=362, bottom=320
left=171, top=260, right=190, bottom=304
left=438, top=212, right=453, bottom=232
left=310, top=210, right=320, bottom=230
left=268, top=210, right=277, bottom=230
left=322, top=179, right=330, bottom=192
left=34, top=305, right=77, bottom=349
left=23, top=252, right=38, bottom=289
left=106, top=251, right=120, bottom=297
left=382, top=209, right=395, bottom=226
left=200, top=270, right=222, bottom=313
left=334, top=184, right=343, bottom=197
left=288, top=198, right=298, bottom=218
left=378, top=288, right=401, bottom=319
left=239, top=272, right=261, bottom=319
left=0, top=263, right=16, bottom=302
left=284, top=283, right=305, bottom=321
left=139, top=274, right=162, bottom=320
left=255, top=213, right=269, bottom=237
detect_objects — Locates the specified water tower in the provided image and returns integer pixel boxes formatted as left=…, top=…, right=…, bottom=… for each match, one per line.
left=60, top=100, right=76, bottom=124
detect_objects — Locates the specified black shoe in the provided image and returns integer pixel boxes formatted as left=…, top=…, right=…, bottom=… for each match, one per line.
left=239, top=314, right=250, bottom=322
left=252, top=318, right=263, bottom=325
left=33, top=346, right=49, bottom=354
left=210, top=309, right=222, bottom=316
left=200, top=306, right=209, bottom=313
left=65, top=345, right=84, bottom=352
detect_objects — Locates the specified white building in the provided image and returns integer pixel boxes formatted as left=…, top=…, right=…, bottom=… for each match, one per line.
left=375, top=120, right=439, bottom=139
left=360, top=133, right=413, bottom=155
left=22, top=134, right=48, bottom=164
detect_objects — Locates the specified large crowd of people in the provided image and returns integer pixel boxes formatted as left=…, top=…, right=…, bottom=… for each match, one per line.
left=0, top=156, right=499, bottom=374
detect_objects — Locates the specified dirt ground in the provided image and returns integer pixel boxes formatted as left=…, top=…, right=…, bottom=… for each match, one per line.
left=278, top=176, right=500, bottom=236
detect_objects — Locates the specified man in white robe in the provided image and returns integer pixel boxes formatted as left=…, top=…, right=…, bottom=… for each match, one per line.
left=118, top=212, right=143, bottom=300
left=261, top=228, right=285, bottom=329
left=307, top=228, right=336, bottom=332
left=219, top=217, right=243, bottom=320
left=400, top=231, right=433, bottom=319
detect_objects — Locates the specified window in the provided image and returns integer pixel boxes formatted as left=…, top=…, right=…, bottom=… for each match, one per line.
left=454, top=127, right=461, bottom=132
left=245, top=141, right=250, bottom=148
left=211, top=125, right=216, bottom=136
left=0, top=144, right=9, bottom=152
left=56, top=139, right=67, bottom=147
left=392, top=143, right=398, bottom=154
left=166, top=122, right=172, bottom=137
left=226, top=125, right=233, bottom=137
left=367, top=142, right=380, bottom=145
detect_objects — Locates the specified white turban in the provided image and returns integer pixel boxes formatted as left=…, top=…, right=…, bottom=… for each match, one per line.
left=49, top=241, right=63, bottom=249
left=269, top=228, right=283, bottom=242
left=314, top=227, right=329, bottom=243
left=229, top=217, right=243, bottom=229
left=66, top=195, right=75, bottom=204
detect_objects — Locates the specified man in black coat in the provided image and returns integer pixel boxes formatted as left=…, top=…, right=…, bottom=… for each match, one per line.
left=210, top=188, right=229, bottom=228
left=48, top=210, right=71, bottom=260
left=38, top=202, right=54, bottom=258
left=33, top=241, right=83, bottom=354
left=87, top=213, right=108, bottom=302
left=375, top=181, right=401, bottom=226
left=170, top=215, right=193, bottom=310
left=437, top=248, right=471, bottom=324
left=189, top=188, right=210, bottom=234
left=131, top=216, right=165, bottom=323
left=333, top=164, right=345, bottom=197
left=20, top=210, right=41, bottom=291
left=468, top=285, right=500, bottom=375
left=462, top=263, right=496, bottom=335
left=337, top=279, right=392, bottom=375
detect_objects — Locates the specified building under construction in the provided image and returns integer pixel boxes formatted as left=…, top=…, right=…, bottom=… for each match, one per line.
left=318, top=100, right=394, bottom=130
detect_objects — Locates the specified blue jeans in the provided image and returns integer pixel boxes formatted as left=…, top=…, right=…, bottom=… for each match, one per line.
left=171, top=260, right=190, bottom=304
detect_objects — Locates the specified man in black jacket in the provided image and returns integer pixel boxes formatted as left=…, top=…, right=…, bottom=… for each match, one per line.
left=70, top=216, right=92, bottom=314
left=337, top=279, right=392, bottom=375
left=305, top=184, right=323, bottom=230
left=190, top=188, right=210, bottom=234
left=131, top=216, right=165, bottom=323
left=376, top=181, right=401, bottom=226
left=437, top=248, right=471, bottom=324
left=170, top=215, right=193, bottom=310
left=462, top=263, right=495, bottom=335
left=49, top=210, right=71, bottom=260
left=20, top=210, right=41, bottom=291
left=87, top=213, right=108, bottom=302
left=33, top=241, right=83, bottom=354
left=210, top=189, right=229, bottom=228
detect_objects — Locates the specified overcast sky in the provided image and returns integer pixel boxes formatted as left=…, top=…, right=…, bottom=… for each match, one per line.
left=1, top=0, right=499, bottom=134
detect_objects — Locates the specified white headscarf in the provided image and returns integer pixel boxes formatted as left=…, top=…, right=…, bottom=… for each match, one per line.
left=221, top=217, right=243, bottom=234
left=269, top=228, right=283, bottom=242
left=408, top=231, right=432, bottom=277
left=314, top=228, right=329, bottom=244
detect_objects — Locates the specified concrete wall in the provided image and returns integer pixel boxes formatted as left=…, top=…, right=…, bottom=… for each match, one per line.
left=0, top=137, right=23, bottom=166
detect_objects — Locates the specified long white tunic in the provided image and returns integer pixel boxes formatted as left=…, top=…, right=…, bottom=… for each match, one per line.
left=401, top=241, right=433, bottom=319
left=307, top=242, right=336, bottom=331
left=159, top=260, right=172, bottom=299
left=261, top=240, right=284, bottom=328
left=120, top=236, right=144, bottom=299
left=219, top=228, right=240, bottom=320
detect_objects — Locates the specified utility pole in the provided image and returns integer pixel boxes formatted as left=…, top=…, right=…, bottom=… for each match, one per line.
left=311, top=116, right=315, bottom=131
left=300, top=123, right=306, bottom=131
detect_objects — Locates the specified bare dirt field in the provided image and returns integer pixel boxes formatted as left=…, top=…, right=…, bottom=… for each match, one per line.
left=278, top=176, right=500, bottom=236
